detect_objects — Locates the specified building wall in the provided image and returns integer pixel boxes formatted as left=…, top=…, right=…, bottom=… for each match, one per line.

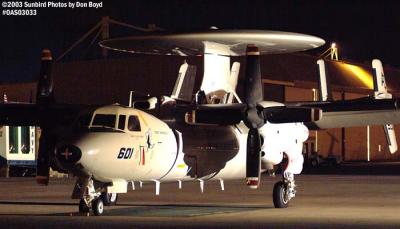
left=0, top=83, right=36, bottom=103
left=2, top=56, right=400, bottom=162
left=52, top=56, right=202, bottom=105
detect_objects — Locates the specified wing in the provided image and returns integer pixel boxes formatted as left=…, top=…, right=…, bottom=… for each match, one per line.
left=293, top=97, right=400, bottom=130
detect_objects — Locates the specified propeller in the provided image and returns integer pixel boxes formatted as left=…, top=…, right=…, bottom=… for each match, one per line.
left=36, top=49, right=56, bottom=186
left=185, top=45, right=321, bottom=189
left=241, top=45, right=264, bottom=189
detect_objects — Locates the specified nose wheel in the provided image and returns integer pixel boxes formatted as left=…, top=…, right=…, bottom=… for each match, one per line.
left=77, top=178, right=108, bottom=216
left=92, top=198, right=104, bottom=216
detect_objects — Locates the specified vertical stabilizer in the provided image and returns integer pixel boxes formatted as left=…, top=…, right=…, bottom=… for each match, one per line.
left=316, top=59, right=332, bottom=101
left=371, top=59, right=397, bottom=154
left=171, top=61, right=197, bottom=102
left=225, top=62, right=240, bottom=104
left=372, top=59, right=390, bottom=98
left=384, top=124, right=397, bottom=154
left=200, top=42, right=232, bottom=104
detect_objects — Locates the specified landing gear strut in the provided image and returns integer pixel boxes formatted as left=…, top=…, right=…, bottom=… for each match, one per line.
left=78, top=178, right=103, bottom=215
left=75, top=177, right=119, bottom=216
left=273, top=172, right=296, bottom=208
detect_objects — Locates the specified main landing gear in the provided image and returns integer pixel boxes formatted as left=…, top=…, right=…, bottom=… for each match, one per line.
left=78, top=178, right=118, bottom=216
left=273, top=172, right=296, bottom=208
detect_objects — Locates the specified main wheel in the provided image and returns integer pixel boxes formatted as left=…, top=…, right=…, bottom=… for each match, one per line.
left=273, top=181, right=289, bottom=208
left=101, top=192, right=118, bottom=206
left=79, top=199, right=90, bottom=213
left=92, top=198, right=104, bottom=216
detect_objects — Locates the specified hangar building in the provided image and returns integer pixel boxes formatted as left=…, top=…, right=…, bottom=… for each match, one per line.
left=1, top=52, right=400, bottom=170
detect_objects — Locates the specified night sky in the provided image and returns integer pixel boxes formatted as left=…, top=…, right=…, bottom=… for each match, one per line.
left=1, top=0, right=400, bottom=82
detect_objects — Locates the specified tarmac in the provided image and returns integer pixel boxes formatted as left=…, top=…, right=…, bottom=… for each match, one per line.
left=0, top=163, right=400, bottom=228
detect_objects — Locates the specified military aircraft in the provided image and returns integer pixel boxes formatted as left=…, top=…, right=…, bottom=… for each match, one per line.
left=0, top=30, right=399, bottom=216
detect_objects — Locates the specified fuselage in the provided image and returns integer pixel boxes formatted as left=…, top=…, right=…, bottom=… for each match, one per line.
left=55, top=104, right=309, bottom=184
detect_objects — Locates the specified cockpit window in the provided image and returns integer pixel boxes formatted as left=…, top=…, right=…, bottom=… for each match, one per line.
left=92, top=114, right=116, bottom=128
left=128, top=115, right=141, bottom=131
left=118, top=115, right=126, bottom=130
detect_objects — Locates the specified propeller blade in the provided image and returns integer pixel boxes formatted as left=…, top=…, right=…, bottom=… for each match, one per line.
left=36, top=132, right=54, bottom=185
left=185, top=104, right=246, bottom=125
left=37, top=49, right=54, bottom=105
left=244, top=45, right=263, bottom=107
left=262, top=106, right=322, bottom=123
left=243, top=45, right=265, bottom=129
left=246, top=128, right=262, bottom=189
left=36, top=49, right=55, bottom=185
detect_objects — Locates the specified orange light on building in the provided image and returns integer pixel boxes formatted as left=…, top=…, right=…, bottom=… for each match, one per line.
left=340, top=63, right=374, bottom=89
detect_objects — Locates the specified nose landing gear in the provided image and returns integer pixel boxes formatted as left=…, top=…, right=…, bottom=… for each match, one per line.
left=76, top=178, right=118, bottom=216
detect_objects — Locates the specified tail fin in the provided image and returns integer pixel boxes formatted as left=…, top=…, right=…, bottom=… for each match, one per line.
left=36, top=49, right=54, bottom=105
left=372, top=59, right=390, bottom=98
left=171, top=61, right=197, bottom=102
left=384, top=124, right=398, bottom=154
left=224, top=62, right=240, bottom=104
left=371, top=59, right=398, bottom=154
left=316, top=59, right=332, bottom=101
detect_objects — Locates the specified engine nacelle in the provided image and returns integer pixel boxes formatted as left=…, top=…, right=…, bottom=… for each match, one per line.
left=259, top=122, right=309, bottom=166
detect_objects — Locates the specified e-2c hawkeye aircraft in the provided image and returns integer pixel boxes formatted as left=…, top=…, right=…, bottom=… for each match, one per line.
left=1, top=30, right=400, bottom=216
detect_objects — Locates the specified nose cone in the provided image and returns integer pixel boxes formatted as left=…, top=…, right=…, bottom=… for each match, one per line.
left=55, top=144, right=82, bottom=164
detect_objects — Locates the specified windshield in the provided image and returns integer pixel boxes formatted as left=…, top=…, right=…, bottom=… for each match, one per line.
left=92, top=114, right=116, bottom=129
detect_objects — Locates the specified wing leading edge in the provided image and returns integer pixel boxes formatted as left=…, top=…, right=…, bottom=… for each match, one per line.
left=296, top=97, right=400, bottom=130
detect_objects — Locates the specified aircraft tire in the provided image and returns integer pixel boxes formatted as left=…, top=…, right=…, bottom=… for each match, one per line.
left=273, top=181, right=289, bottom=208
left=101, top=192, right=118, bottom=206
left=79, top=199, right=90, bottom=213
left=92, top=198, right=104, bottom=216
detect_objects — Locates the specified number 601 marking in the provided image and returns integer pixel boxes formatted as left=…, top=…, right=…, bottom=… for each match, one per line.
left=117, top=147, right=134, bottom=159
